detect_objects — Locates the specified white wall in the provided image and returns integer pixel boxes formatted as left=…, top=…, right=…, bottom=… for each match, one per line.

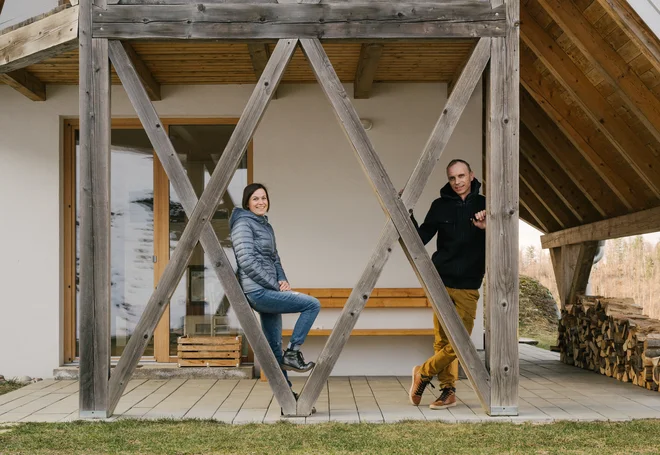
left=0, top=81, right=483, bottom=378
left=0, top=0, right=58, bottom=29
left=628, top=0, right=660, bottom=38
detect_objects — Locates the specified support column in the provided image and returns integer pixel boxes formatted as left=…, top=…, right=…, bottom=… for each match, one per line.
left=485, top=0, right=520, bottom=416
left=79, top=0, right=111, bottom=419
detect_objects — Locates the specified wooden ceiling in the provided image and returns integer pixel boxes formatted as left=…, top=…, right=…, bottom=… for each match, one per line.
left=2, top=0, right=660, bottom=236
left=16, top=40, right=477, bottom=85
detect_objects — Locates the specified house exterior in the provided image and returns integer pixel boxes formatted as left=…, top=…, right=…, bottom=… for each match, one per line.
left=0, top=57, right=485, bottom=380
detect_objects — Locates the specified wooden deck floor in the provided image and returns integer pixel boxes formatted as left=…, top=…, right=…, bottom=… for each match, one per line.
left=1, top=345, right=659, bottom=423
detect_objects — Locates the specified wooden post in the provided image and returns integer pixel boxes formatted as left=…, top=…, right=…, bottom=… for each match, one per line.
left=297, top=38, right=492, bottom=416
left=106, top=39, right=298, bottom=416
left=301, top=38, right=491, bottom=411
left=79, top=0, right=111, bottom=419
left=485, top=0, right=519, bottom=416
left=550, top=242, right=599, bottom=308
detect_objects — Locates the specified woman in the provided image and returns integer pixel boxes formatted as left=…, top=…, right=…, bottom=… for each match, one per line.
left=230, top=183, right=320, bottom=384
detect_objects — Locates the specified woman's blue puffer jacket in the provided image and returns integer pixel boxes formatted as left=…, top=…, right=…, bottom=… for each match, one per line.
left=230, top=208, right=287, bottom=293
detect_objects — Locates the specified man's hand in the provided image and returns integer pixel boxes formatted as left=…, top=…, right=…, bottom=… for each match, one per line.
left=472, top=210, right=486, bottom=230
left=279, top=280, right=291, bottom=292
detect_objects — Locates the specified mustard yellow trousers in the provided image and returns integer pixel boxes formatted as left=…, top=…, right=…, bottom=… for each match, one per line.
left=418, top=287, right=479, bottom=388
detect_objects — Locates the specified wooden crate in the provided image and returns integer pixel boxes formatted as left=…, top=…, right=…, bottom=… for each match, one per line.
left=177, top=335, right=242, bottom=367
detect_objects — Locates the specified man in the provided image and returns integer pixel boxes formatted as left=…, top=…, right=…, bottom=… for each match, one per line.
left=408, top=159, right=486, bottom=410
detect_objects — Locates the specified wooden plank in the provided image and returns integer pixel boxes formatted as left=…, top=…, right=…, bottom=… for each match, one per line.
left=519, top=204, right=545, bottom=233
left=178, top=336, right=241, bottom=345
left=567, top=241, right=600, bottom=307
left=519, top=153, right=580, bottom=229
left=106, top=39, right=298, bottom=416
left=520, top=8, right=660, bottom=200
left=519, top=177, right=562, bottom=233
left=486, top=0, right=519, bottom=413
left=519, top=122, right=601, bottom=224
left=595, top=0, right=660, bottom=76
left=283, top=329, right=435, bottom=336
left=0, top=6, right=78, bottom=73
left=178, top=359, right=241, bottom=367
left=178, top=351, right=241, bottom=359
left=153, top=156, right=170, bottom=362
left=354, top=43, right=383, bottom=99
left=541, top=206, right=660, bottom=249
left=519, top=83, right=629, bottom=217
left=92, top=3, right=506, bottom=39
left=0, top=69, right=46, bottom=101
left=177, top=344, right=241, bottom=351
left=122, top=42, right=161, bottom=101
left=247, top=43, right=279, bottom=98
left=78, top=0, right=111, bottom=419
left=300, top=37, right=491, bottom=413
left=538, top=0, right=660, bottom=146
left=317, top=297, right=429, bottom=308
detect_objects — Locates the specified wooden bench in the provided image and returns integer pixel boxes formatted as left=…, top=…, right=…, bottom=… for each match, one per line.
left=260, top=288, right=434, bottom=381
left=294, top=287, right=431, bottom=308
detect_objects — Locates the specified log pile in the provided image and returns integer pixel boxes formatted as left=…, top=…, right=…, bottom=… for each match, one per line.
left=558, top=296, right=660, bottom=392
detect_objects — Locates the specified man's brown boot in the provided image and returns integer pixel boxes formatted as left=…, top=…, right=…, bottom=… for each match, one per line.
left=429, top=387, right=457, bottom=409
left=409, top=365, right=434, bottom=406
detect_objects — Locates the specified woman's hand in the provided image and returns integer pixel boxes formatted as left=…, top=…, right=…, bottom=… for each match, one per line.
left=279, top=281, right=291, bottom=292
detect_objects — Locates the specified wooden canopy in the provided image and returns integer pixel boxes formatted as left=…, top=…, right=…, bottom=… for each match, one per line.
left=2, top=0, right=658, bottom=244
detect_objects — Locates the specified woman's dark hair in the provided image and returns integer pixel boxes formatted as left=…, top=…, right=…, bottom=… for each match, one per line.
left=242, top=183, right=270, bottom=211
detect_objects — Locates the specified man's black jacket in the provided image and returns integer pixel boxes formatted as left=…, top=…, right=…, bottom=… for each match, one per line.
left=412, top=178, right=486, bottom=290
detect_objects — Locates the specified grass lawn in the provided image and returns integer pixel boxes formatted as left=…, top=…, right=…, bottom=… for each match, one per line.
left=0, top=380, right=24, bottom=396
left=1, top=420, right=660, bottom=454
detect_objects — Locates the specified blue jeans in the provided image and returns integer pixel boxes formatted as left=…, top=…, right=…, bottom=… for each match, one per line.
left=246, top=288, right=321, bottom=383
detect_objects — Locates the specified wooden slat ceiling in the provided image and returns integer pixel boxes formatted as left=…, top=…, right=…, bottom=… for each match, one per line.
left=2, top=0, right=660, bottom=235
left=20, top=41, right=476, bottom=85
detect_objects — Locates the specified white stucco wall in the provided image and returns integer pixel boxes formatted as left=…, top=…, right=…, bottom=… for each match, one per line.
left=0, top=0, right=58, bottom=29
left=628, top=0, right=660, bottom=38
left=0, top=81, right=483, bottom=378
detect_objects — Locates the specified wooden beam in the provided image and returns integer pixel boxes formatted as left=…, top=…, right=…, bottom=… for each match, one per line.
left=595, top=0, right=660, bottom=76
left=0, top=6, right=78, bottom=73
left=297, top=37, right=491, bottom=416
left=78, top=0, right=111, bottom=419
left=519, top=82, right=629, bottom=218
left=106, top=39, right=298, bottom=416
left=0, top=0, right=5, bottom=16
left=519, top=123, right=600, bottom=224
left=519, top=178, right=561, bottom=233
left=247, top=43, right=279, bottom=98
left=121, top=42, right=161, bottom=101
left=92, top=3, right=506, bottom=40
left=519, top=203, right=546, bottom=233
left=541, top=206, right=660, bottom=249
left=549, top=245, right=579, bottom=309
left=519, top=153, right=579, bottom=229
left=567, top=241, right=600, bottom=307
left=538, top=0, right=660, bottom=146
left=520, top=8, right=660, bottom=201
left=0, top=69, right=46, bottom=101
left=353, top=43, right=383, bottom=99
left=486, top=4, right=520, bottom=412
left=300, top=37, right=492, bottom=413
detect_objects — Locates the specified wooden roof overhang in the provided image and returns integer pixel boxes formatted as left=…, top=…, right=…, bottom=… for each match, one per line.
left=1, top=0, right=659, bottom=243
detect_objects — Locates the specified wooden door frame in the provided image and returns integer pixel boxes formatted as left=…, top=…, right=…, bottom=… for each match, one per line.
left=63, top=117, right=253, bottom=364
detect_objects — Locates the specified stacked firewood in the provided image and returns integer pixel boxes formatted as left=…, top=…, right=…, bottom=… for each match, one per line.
left=558, top=296, right=660, bottom=392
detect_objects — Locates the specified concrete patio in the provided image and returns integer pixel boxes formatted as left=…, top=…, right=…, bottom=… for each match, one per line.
left=1, top=345, right=659, bottom=424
